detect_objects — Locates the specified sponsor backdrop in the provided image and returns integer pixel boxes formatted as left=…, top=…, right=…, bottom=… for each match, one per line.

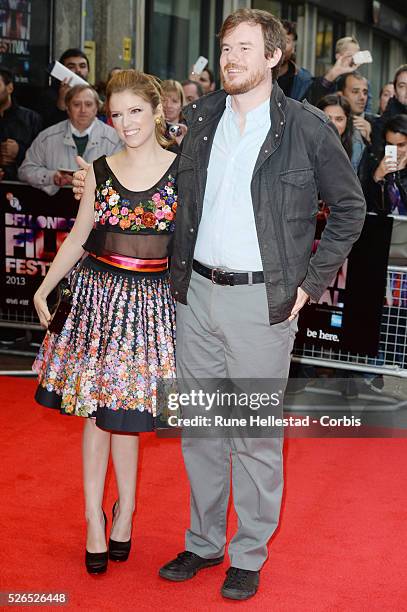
left=296, top=214, right=393, bottom=357
left=0, top=181, right=78, bottom=321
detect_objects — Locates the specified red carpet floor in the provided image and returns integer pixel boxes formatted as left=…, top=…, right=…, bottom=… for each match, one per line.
left=0, top=376, right=406, bottom=611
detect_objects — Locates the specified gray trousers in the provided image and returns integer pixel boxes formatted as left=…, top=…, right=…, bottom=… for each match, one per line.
left=176, top=270, right=297, bottom=571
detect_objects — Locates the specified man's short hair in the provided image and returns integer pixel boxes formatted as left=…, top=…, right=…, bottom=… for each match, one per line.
left=0, top=66, right=14, bottom=85
left=384, top=114, right=407, bottom=138
left=281, top=20, right=297, bottom=41
left=393, top=64, right=407, bottom=89
left=218, top=8, right=286, bottom=80
left=335, top=36, right=359, bottom=55
left=65, top=84, right=99, bottom=107
left=337, top=71, right=367, bottom=92
left=181, top=79, right=204, bottom=97
left=59, top=48, right=89, bottom=69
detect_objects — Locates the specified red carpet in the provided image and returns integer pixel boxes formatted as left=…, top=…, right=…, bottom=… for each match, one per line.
left=0, top=376, right=406, bottom=611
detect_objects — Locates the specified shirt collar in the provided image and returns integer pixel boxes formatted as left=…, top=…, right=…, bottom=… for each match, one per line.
left=225, top=95, right=270, bottom=127
left=69, top=120, right=95, bottom=138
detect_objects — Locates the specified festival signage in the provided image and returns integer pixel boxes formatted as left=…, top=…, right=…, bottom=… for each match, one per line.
left=295, top=213, right=393, bottom=357
left=0, top=181, right=78, bottom=320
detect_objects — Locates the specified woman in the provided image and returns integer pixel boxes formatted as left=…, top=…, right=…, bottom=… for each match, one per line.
left=33, top=70, right=178, bottom=574
left=161, top=79, right=187, bottom=142
left=378, top=82, right=394, bottom=115
left=19, top=85, right=122, bottom=195
left=317, top=93, right=365, bottom=172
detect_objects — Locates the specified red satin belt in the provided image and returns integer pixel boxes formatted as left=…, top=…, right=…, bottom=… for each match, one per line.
left=90, top=252, right=168, bottom=273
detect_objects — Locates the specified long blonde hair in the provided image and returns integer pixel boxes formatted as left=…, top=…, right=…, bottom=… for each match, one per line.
left=106, top=69, right=171, bottom=148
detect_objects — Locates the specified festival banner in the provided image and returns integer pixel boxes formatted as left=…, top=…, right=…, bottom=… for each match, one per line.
left=0, top=181, right=78, bottom=321
left=295, top=213, right=393, bottom=357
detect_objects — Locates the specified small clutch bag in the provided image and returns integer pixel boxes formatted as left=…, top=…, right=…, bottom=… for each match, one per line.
left=48, top=278, right=73, bottom=335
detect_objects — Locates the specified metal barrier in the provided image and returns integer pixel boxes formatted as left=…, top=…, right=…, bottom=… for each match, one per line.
left=293, top=267, right=407, bottom=377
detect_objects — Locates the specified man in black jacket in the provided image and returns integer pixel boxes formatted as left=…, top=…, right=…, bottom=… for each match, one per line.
left=0, top=67, right=42, bottom=181
left=159, top=9, right=366, bottom=601
left=371, top=64, right=407, bottom=155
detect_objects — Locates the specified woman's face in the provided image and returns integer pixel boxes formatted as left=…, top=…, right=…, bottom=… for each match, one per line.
left=323, top=104, right=347, bottom=137
left=67, top=89, right=98, bottom=131
left=163, top=91, right=182, bottom=124
left=109, top=90, right=159, bottom=148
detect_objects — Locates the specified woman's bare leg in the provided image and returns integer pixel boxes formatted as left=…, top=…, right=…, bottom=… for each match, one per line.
left=82, top=419, right=111, bottom=552
left=110, top=433, right=139, bottom=541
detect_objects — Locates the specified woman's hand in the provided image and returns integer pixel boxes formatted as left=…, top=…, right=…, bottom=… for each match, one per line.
left=374, top=155, right=398, bottom=182
left=34, top=291, right=51, bottom=329
left=72, top=156, right=90, bottom=200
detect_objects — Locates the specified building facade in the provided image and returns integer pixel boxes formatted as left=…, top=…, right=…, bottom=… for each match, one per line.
left=2, top=0, right=406, bottom=108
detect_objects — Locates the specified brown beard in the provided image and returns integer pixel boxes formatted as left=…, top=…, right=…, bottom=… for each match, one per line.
left=222, top=65, right=268, bottom=95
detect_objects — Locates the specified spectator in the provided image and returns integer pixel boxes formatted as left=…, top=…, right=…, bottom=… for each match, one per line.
left=361, top=114, right=407, bottom=215
left=277, top=20, right=312, bottom=101
left=317, top=93, right=365, bottom=172
left=181, top=79, right=203, bottom=104
left=0, top=66, right=42, bottom=181
left=378, top=82, right=394, bottom=114
left=306, top=36, right=372, bottom=112
left=190, top=66, right=216, bottom=94
left=337, top=72, right=377, bottom=143
left=371, top=65, right=407, bottom=157
left=18, top=84, right=121, bottom=195
left=40, top=48, right=90, bottom=128
left=161, top=79, right=187, bottom=145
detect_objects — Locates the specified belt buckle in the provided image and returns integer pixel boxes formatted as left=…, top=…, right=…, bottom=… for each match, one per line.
left=211, top=268, right=234, bottom=286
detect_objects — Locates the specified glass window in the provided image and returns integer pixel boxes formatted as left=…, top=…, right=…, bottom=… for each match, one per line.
left=252, top=1, right=282, bottom=17
left=315, top=15, right=334, bottom=77
left=146, top=0, right=202, bottom=80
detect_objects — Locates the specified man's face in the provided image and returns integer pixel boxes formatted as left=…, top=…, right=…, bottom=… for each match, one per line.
left=67, top=89, right=97, bottom=131
left=386, top=130, right=407, bottom=163
left=220, top=22, right=280, bottom=96
left=198, top=69, right=214, bottom=94
left=183, top=82, right=201, bottom=104
left=341, top=75, right=368, bottom=115
left=395, top=71, right=407, bottom=106
left=63, top=55, right=89, bottom=80
left=0, top=75, right=12, bottom=106
left=283, top=31, right=295, bottom=63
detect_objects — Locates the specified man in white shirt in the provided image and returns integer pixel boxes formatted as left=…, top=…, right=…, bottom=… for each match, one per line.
left=162, top=8, right=365, bottom=601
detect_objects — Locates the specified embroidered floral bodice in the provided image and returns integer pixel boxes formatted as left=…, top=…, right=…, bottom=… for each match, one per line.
left=83, top=155, right=179, bottom=259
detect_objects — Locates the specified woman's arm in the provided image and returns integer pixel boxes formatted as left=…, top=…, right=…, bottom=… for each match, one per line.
left=34, top=165, right=96, bottom=327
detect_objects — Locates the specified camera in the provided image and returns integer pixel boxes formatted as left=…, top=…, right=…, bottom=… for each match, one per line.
left=168, top=124, right=182, bottom=137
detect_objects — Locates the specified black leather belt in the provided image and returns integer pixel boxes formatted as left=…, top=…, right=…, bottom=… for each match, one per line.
left=193, top=260, right=264, bottom=286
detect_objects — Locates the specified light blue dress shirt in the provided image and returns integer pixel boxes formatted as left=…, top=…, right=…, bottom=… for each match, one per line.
left=194, top=95, right=271, bottom=271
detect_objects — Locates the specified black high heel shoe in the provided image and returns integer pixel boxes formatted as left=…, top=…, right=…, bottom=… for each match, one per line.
left=85, top=510, right=108, bottom=574
left=109, top=501, right=132, bottom=562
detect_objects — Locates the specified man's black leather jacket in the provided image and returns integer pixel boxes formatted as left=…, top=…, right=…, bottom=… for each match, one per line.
left=170, top=83, right=366, bottom=324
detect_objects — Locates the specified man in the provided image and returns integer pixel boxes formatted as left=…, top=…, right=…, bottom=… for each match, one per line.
left=40, top=48, right=90, bottom=128
left=371, top=65, right=407, bottom=150
left=306, top=35, right=372, bottom=113
left=19, top=85, right=121, bottom=195
left=160, top=9, right=365, bottom=601
left=337, top=72, right=377, bottom=143
left=361, top=114, right=407, bottom=215
left=277, top=20, right=312, bottom=100
left=190, top=66, right=216, bottom=94
left=0, top=66, right=42, bottom=181
left=182, top=79, right=204, bottom=104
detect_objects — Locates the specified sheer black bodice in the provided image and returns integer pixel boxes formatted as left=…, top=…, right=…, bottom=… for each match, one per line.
left=83, top=155, right=179, bottom=258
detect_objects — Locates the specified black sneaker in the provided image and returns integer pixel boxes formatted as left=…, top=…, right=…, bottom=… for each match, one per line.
left=221, top=567, right=260, bottom=600
left=159, top=551, right=224, bottom=581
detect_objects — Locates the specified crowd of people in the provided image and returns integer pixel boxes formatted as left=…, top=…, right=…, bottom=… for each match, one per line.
left=0, top=8, right=406, bottom=603
left=0, top=26, right=406, bottom=212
